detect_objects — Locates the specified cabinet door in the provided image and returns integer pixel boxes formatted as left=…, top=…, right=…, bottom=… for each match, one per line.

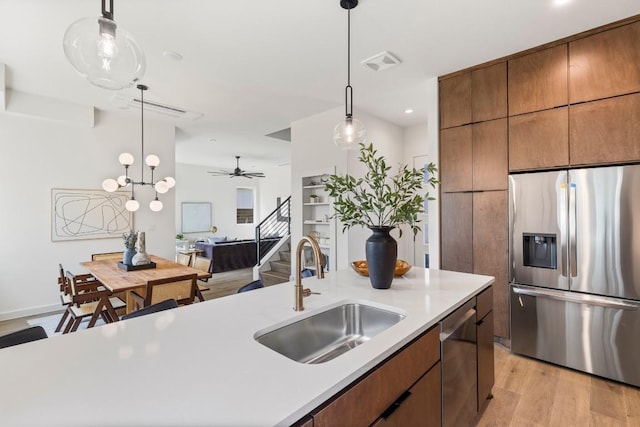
left=441, top=193, right=473, bottom=273
left=440, top=126, right=472, bottom=192
left=312, top=327, right=440, bottom=427
left=472, top=62, right=507, bottom=122
left=569, top=21, right=640, bottom=104
left=440, top=73, right=472, bottom=129
left=473, top=191, right=508, bottom=339
left=473, top=119, right=508, bottom=191
left=508, top=44, right=568, bottom=115
left=570, top=93, right=640, bottom=166
left=371, top=362, right=442, bottom=427
left=509, top=107, right=569, bottom=171
left=477, top=311, right=494, bottom=412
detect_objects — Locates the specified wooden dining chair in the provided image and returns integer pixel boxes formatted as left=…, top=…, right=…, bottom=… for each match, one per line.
left=121, top=299, right=179, bottom=321
left=91, top=251, right=124, bottom=261
left=176, top=252, right=192, bottom=266
left=192, top=256, right=213, bottom=302
left=130, top=274, right=198, bottom=310
left=55, top=263, right=102, bottom=333
left=62, top=271, right=126, bottom=334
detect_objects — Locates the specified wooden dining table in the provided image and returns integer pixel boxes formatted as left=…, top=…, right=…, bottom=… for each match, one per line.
left=81, top=254, right=211, bottom=321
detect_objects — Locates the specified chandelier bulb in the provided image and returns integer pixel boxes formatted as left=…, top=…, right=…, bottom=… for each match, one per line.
left=145, top=154, right=160, bottom=167
left=164, top=176, right=176, bottom=188
left=125, top=199, right=140, bottom=212
left=119, top=152, right=134, bottom=166
left=102, top=178, right=119, bottom=192
left=149, top=199, right=163, bottom=212
left=155, top=180, right=169, bottom=194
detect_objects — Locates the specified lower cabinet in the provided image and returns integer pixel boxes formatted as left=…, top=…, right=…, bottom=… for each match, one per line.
left=476, top=286, right=495, bottom=412
left=371, top=362, right=441, bottom=427
left=311, top=326, right=441, bottom=427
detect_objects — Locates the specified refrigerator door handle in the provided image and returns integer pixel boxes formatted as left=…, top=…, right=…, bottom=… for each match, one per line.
left=512, top=285, right=640, bottom=311
left=569, top=182, right=577, bottom=277
left=559, top=180, right=568, bottom=277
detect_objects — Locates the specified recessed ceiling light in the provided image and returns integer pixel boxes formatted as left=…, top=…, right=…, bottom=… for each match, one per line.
left=553, top=0, right=571, bottom=6
left=162, top=50, right=183, bottom=61
left=404, top=108, right=414, bottom=114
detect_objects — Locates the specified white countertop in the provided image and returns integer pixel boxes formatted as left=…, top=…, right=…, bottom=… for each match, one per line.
left=0, top=268, right=493, bottom=426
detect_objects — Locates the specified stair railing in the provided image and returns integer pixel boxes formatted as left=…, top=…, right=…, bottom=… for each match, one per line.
left=255, top=196, right=291, bottom=265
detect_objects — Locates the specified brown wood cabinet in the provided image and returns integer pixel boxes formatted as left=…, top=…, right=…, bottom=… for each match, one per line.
left=371, top=363, right=441, bottom=427
left=441, top=192, right=473, bottom=273
left=569, top=21, right=640, bottom=104
left=440, top=73, right=472, bottom=129
left=477, top=310, right=494, bottom=412
left=570, top=93, right=640, bottom=166
left=508, top=44, right=568, bottom=115
left=473, top=119, right=508, bottom=191
left=440, top=125, right=472, bottom=192
left=509, top=107, right=569, bottom=171
left=312, top=327, right=440, bottom=427
left=472, top=63, right=507, bottom=122
left=473, top=191, right=508, bottom=338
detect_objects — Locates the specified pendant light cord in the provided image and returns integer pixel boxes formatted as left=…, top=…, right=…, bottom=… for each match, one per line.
left=344, top=4, right=353, bottom=118
left=140, top=86, right=145, bottom=181
left=101, top=0, right=114, bottom=20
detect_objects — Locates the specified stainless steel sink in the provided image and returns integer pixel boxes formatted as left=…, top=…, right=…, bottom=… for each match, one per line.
left=254, top=302, right=406, bottom=364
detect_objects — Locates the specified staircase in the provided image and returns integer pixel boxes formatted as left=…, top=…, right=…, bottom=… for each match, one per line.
left=260, top=243, right=291, bottom=286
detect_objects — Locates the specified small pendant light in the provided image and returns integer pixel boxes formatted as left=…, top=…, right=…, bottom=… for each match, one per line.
left=333, top=0, right=366, bottom=150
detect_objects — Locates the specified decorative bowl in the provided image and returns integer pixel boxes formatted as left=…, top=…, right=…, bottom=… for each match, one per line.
left=351, top=259, right=412, bottom=277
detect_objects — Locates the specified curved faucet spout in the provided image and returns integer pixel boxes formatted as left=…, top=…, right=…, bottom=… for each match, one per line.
left=294, top=235, right=325, bottom=311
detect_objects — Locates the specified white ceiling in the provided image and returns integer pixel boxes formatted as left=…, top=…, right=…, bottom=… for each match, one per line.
left=1, top=0, right=639, bottom=171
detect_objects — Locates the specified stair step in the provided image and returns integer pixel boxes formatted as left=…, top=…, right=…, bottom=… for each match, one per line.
left=260, top=270, right=290, bottom=287
left=279, top=251, right=291, bottom=263
left=269, top=259, right=291, bottom=274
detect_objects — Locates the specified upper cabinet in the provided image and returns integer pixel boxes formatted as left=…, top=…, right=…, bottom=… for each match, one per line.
left=440, top=62, right=507, bottom=129
left=473, top=118, right=508, bottom=191
left=440, top=73, right=472, bottom=129
left=570, top=93, right=640, bottom=166
left=472, top=63, right=507, bottom=122
left=569, top=21, right=640, bottom=104
left=508, top=44, right=568, bottom=115
left=440, top=125, right=472, bottom=192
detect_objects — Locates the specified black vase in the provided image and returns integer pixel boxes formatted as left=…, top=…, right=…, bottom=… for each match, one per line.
left=365, top=226, right=397, bottom=289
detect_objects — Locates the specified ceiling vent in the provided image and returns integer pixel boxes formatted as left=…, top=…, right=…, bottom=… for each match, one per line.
left=112, top=93, right=202, bottom=120
left=361, top=51, right=401, bottom=72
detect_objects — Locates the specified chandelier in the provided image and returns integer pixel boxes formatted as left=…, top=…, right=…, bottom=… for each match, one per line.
left=102, top=84, right=175, bottom=212
left=333, top=0, right=366, bottom=150
left=63, top=0, right=145, bottom=90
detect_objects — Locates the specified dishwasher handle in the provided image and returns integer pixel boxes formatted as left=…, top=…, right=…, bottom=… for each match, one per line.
left=440, top=308, right=476, bottom=342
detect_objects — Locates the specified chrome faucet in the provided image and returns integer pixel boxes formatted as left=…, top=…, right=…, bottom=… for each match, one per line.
left=294, top=235, right=325, bottom=311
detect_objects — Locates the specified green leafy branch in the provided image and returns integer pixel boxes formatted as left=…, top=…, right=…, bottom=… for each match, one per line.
left=323, top=143, right=439, bottom=237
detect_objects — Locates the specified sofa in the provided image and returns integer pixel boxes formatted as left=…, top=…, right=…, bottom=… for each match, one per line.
left=195, top=238, right=280, bottom=273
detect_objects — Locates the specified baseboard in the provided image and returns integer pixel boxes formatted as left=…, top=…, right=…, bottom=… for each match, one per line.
left=0, top=303, right=61, bottom=322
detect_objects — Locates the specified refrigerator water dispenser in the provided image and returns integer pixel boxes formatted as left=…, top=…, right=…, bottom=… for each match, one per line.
left=522, top=233, right=557, bottom=269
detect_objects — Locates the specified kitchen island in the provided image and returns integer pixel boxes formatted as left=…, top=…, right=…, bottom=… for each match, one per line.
left=0, top=267, right=493, bottom=426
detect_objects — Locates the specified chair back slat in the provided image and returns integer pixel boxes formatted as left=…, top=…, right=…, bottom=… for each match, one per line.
left=192, top=256, right=211, bottom=273
left=176, top=253, right=192, bottom=266
left=145, top=274, right=198, bottom=306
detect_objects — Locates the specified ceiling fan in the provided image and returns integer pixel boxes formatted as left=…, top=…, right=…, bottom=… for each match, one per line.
left=208, top=156, right=265, bottom=179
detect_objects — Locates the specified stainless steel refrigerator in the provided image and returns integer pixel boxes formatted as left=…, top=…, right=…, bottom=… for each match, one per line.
left=509, top=165, right=640, bottom=387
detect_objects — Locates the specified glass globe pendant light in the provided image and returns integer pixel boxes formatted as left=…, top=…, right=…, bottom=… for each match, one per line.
left=63, top=0, right=145, bottom=90
left=102, top=84, right=175, bottom=212
left=333, top=0, right=366, bottom=150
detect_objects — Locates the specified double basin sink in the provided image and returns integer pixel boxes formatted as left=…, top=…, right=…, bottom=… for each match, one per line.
left=254, top=302, right=406, bottom=364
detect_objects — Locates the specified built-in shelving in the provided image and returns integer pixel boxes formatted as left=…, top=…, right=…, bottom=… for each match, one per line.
left=301, top=170, right=335, bottom=271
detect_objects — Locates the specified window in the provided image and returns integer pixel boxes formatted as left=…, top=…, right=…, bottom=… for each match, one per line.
left=236, top=187, right=255, bottom=224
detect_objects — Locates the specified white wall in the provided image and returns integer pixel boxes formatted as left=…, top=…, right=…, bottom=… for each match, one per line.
left=0, top=102, right=176, bottom=320
left=175, top=162, right=291, bottom=242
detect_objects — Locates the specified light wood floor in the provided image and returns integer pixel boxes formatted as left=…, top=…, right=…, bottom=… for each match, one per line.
left=478, top=343, right=640, bottom=426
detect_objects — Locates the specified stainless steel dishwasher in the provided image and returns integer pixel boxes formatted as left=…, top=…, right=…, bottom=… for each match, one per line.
left=440, top=298, right=477, bottom=427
